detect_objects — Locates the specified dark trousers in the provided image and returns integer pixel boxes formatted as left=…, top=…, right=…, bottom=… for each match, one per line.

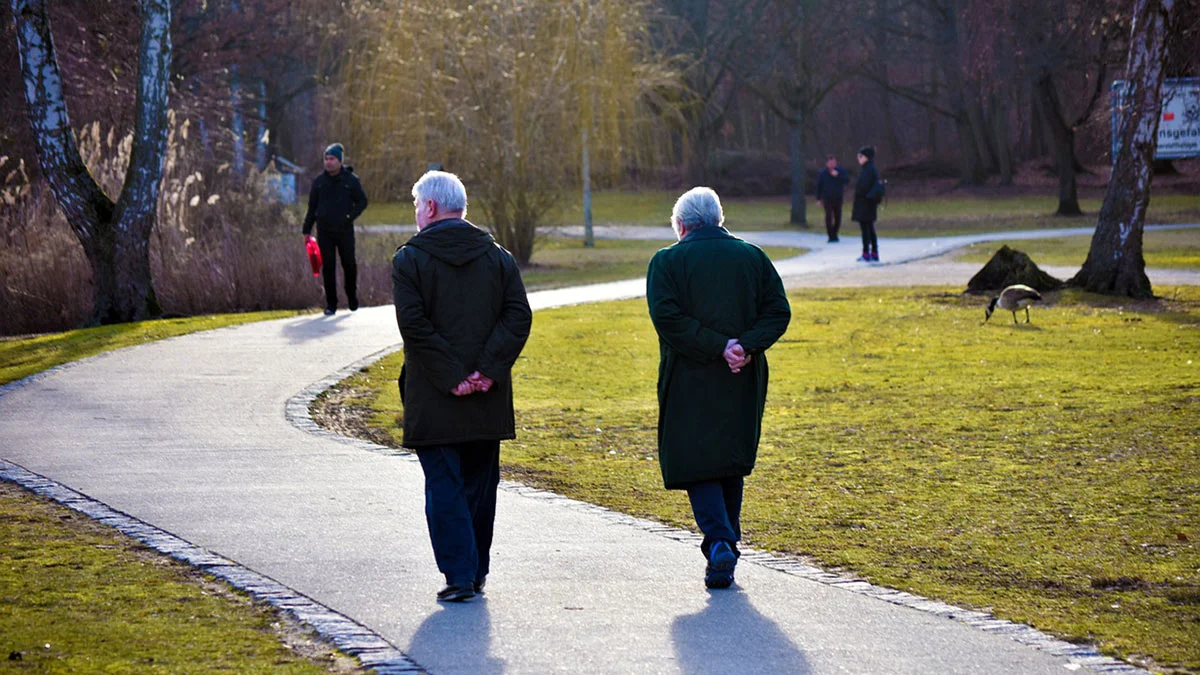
left=416, top=440, right=501, bottom=587
left=859, top=220, right=878, bottom=254
left=317, top=228, right=357, bottom=310
left=823, top=199, right=843, bottom=240
left=685, top=477, right=743, bottom=559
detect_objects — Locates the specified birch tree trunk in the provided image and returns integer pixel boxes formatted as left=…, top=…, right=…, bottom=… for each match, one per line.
left=11, top=0, right=172, bottom=324
left=1069, top=0, right=1175, bottom=299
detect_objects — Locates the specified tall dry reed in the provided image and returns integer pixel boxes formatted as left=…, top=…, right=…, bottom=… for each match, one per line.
left=0, top=120, right=394, bottom=337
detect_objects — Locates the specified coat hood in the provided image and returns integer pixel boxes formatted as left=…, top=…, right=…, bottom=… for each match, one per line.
left=404, top=218, right=496, bottom=267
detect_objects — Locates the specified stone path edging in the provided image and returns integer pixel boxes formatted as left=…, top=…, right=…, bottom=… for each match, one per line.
left=0, top=457, right=425, bottom=674
left=283, top=343, right=1147, bottom=675
left=0, top=454, right=429, bottom=667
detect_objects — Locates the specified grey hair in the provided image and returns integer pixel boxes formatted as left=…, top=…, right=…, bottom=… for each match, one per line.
left=671, top=187, right=724, bottom=232
left=412, top=170, right=468, bottom=214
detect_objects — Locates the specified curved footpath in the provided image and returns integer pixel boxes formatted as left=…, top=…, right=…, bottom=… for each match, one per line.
left=3, top=226, right=1193, bottom=674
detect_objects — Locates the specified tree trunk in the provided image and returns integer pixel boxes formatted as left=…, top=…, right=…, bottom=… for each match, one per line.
left=12, top=0, right=171, bottom=324
left=953, top=113, right=987, bottom=184
left=967, top=98, right=998, bottom=174
left=1070, top=0, right=1176, bottom=299
left=789, top=115, right=807, bottom=226
left=990, top=95, right=1014, bottom=186
left=1033, top=73, right=1083, bottom=215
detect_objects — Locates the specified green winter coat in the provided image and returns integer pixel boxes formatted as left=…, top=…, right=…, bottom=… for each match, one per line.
left=646, top=226, right=791, bottom=489
left=392, top=218, right=532, bottom=448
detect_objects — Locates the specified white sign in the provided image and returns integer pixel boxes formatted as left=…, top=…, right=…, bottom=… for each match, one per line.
left=1111, top=78, right=1200, bottom=160
left=1157, top=79, right=1200, bottom=159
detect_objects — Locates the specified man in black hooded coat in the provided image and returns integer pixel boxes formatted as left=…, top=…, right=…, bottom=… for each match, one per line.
left=392, top=170, right=532, bottom=602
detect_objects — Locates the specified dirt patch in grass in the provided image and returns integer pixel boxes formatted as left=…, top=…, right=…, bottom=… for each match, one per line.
left=315, top=285, right=1200, bottom=672
left=0, top=482, right=363, bottom=673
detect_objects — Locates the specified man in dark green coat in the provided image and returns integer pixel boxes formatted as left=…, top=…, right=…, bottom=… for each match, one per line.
left=646, top=187, right=791, bottom=589
left=392, top=171, right=532, bottom=603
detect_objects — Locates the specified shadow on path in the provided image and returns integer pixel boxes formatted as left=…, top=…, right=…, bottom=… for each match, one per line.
left=671, top=589, right=810, bottom=675
left=280, top=312, right=350, bottom=345
left=407, top=600, right=505, bottom=674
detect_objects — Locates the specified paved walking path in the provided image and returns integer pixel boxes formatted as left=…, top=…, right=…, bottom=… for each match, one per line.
left=4, top=225, right=1193, bottom=673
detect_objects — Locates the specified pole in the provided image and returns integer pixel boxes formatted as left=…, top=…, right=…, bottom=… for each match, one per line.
left=582, top=127, right=594, bottom=248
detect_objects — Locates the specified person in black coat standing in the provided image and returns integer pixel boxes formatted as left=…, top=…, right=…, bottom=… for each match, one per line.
left=815, top=155, right=850, bottom=242
left=303, top=143, right=368, bottom=314
left=392, top=170, right=532, bottom=602
left=851, top=145, right=884, bottom=262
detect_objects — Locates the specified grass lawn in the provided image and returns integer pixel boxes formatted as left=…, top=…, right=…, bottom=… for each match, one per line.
left=353, top=232, right=803, bottom=291
left=0, top=482, right=352, bottom=673
left=358, top=191, right=1200, bottom=237
left=953, top=228, right=1200, bottom=270
left=521, top=238, right=804, bottom=289
left=0, top=311, right=306, bottom=386
left=324, top=286, right=1200, bottom=672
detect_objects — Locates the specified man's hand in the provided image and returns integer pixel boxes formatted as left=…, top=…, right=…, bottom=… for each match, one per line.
left=723, top=339, right=752, bottom=374
left=817, top=199, right=823, bottom=207
left=451, top=371, right=496, bottom=396
left=467, top=371, right=495, bottom=393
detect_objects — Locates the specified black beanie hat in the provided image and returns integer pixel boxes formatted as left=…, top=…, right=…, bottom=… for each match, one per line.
left=324, top=143, right=344, bottom=162
left=858, top=145, right=875, bottom=160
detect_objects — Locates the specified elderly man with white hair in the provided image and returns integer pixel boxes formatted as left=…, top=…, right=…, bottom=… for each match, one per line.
left=392, top=170, right=532, bottom=602
left=646, top=186, right=791, bottom=589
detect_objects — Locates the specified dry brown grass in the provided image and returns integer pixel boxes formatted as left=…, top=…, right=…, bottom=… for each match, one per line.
left=0, top=123, right=392, bottom=336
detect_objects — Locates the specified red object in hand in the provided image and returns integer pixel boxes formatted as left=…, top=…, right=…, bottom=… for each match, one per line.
left=305, top=236, right=322, bottom=276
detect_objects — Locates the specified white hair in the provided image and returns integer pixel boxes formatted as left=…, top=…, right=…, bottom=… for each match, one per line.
left=412, top=170, right=468, bottom=214
left=671, top=187, right=724, bottom=234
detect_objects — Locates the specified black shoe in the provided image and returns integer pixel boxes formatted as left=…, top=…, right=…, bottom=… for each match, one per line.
left=323, top=307, right=335, bottom=316
left=349, top=299, right=359, bottom=312
left=830, top=237, right=840, bottom=242
left=436, top=584, right=475, bottom=602
left=705, top=541, right=737, bottom=589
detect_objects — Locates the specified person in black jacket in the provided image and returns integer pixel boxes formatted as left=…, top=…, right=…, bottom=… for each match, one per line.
left=392, top=170, right=532, bottom=603
left=851, top=145, right=883, bottom=262
left=815, top=155, right=850, bottom=242
left=303, top=143, right=368, bottom=314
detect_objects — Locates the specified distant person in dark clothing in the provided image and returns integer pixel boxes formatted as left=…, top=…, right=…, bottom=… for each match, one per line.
left=815, top=154, right=850, bottom=243
left=851, top=145, right=884, bottom=262
left=303, top=143, right=368, bottom=315
left=392, top=170, right=532, bottom=603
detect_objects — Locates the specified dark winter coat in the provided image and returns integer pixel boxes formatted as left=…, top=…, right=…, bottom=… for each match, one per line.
left=391, top=218, right=532, bottom=448
left=852, top=160, right=882, bottom=223
left=815, top=166, right=850, bottom=202
left=303, top=168, right=369, bottom=235
left=646, top=226, right=791, bottom=489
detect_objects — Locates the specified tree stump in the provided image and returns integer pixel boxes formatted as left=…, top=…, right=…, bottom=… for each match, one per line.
left=966, top=246, right=1063, bottom=294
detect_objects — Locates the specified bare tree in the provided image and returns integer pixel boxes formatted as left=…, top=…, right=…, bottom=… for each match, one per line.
left=331, top=0, right=676, bottom=264
left=11, top=0, right=171, bottom=324
left=738, top=0, right=851, bottom=225
left=1070, top=0, right=1178, bottom=298
left=1013, top=0, right=1124, bottom=215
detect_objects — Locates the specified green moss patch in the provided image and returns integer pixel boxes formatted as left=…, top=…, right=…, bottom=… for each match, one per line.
left=331, top=286, right=1200, bottom=671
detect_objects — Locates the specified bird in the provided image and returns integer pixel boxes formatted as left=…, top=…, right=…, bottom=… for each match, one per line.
left=984, top=284, right=1043, bottom=324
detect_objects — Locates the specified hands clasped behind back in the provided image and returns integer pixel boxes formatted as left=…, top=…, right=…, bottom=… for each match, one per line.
left=723, top=338, right=752, bottom=374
